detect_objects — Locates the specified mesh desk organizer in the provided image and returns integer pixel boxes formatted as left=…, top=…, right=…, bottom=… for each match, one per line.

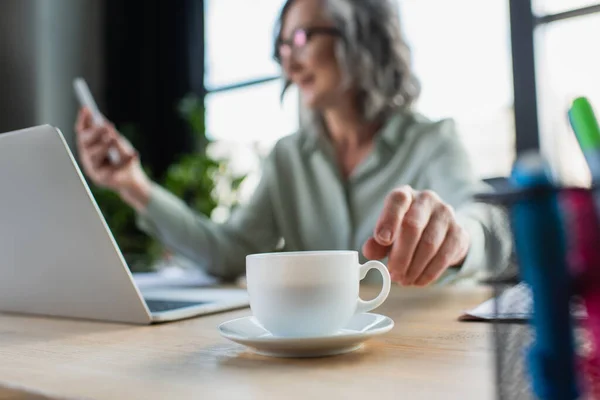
left=475, top=154, right=600, bottom=400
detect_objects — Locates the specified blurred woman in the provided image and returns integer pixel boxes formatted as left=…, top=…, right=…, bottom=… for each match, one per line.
left=75, top=0, right=512, bottom=285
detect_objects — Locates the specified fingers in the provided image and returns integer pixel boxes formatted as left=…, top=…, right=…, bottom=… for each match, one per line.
left=78, top=124, right=112, bottom=167
left=79, top=121, right=134, bottom=166
left=413, top=224, right=467, bottom=286
left=109, top=127, right=136, bottom=159
left=362, top=237, right=389, bottom=261
left=88, top=136, right=117, bottom=167
left=75, top=120, right=136, bottom=188
left=403, top=202, right=454, bottom=285
left=387, top=190, right=437, bottom=282
left=75, top=107, right=93, bottom=133
left=374, top=186, right=413, bottom=246
left=78, top=126, right=108, bottom=153
left=364, top=187, right=469, bottom=287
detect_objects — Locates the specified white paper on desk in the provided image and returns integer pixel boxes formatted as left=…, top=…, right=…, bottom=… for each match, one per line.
left=459, top=282, right=587, bottom=322
left=132, top=267, right=218, bottom=289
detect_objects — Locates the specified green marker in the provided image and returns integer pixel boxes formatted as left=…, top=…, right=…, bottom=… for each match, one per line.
left=569, top=97, right=600, bottom=182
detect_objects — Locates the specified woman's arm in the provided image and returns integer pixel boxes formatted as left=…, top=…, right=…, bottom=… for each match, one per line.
left=135, top=152, right=281, bottom=280
left=74, top=107, right=279, bottom=279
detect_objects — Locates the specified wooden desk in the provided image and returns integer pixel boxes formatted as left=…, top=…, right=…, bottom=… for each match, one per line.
left=0, top=286, right=494, bottom=400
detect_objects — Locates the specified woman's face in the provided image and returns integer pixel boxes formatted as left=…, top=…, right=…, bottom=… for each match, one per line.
left=279, top=0, right=345, bottom=110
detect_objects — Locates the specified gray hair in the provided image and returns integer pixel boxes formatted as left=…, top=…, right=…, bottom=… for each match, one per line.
left=274, top=0, right=421, bottom=125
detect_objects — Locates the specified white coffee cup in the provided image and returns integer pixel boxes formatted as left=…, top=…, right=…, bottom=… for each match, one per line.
left=246, top=251, right=391, bottom=338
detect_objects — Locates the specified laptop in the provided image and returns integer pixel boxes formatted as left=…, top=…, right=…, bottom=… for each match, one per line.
left=0, top=125, right=249, bottom=324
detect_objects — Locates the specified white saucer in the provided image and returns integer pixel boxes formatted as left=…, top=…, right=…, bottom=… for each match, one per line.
left=218, top=313, right=394, bottom=358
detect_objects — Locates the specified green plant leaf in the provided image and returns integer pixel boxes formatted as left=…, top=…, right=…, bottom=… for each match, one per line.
left=231, top=175, right=247, bottom=191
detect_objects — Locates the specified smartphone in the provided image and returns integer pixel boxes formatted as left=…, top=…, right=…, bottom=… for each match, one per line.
left=73, top=77, right=120, bottom=164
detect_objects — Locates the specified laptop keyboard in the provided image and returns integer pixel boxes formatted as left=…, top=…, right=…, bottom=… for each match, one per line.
left=144, top=299, right=208, bottom=313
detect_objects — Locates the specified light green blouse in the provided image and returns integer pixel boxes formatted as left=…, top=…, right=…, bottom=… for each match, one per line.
left=136, top=111, right=513, bottom=283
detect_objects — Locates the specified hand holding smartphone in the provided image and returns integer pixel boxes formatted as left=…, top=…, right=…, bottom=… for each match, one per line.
left=73, top=77, right=120, bottom=165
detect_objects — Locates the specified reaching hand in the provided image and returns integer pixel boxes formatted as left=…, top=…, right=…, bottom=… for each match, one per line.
left=74, top=107, right=151, bottom=211
left=362, top=186, right=470, bottom=286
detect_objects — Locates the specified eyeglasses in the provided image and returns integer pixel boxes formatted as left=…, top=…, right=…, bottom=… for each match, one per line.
left=275, top=27, right=341, bottom=62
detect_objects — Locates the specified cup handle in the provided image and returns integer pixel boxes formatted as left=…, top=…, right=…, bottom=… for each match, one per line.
left=355, top=260, right=391, bottom=315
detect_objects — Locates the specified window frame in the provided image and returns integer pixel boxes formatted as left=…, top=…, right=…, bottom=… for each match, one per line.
left=199, top=1, right=600, bottom=170
left=509, top=1, right=600, bottom=154
left=198, top=1, right=288, bottom=138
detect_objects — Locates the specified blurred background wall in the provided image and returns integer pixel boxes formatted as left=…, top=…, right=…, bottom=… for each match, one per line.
left=0, top=0, right=104, bottom=149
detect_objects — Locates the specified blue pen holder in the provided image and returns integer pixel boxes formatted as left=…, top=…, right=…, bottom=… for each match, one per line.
left=475, top=154, right=600, bottom=400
